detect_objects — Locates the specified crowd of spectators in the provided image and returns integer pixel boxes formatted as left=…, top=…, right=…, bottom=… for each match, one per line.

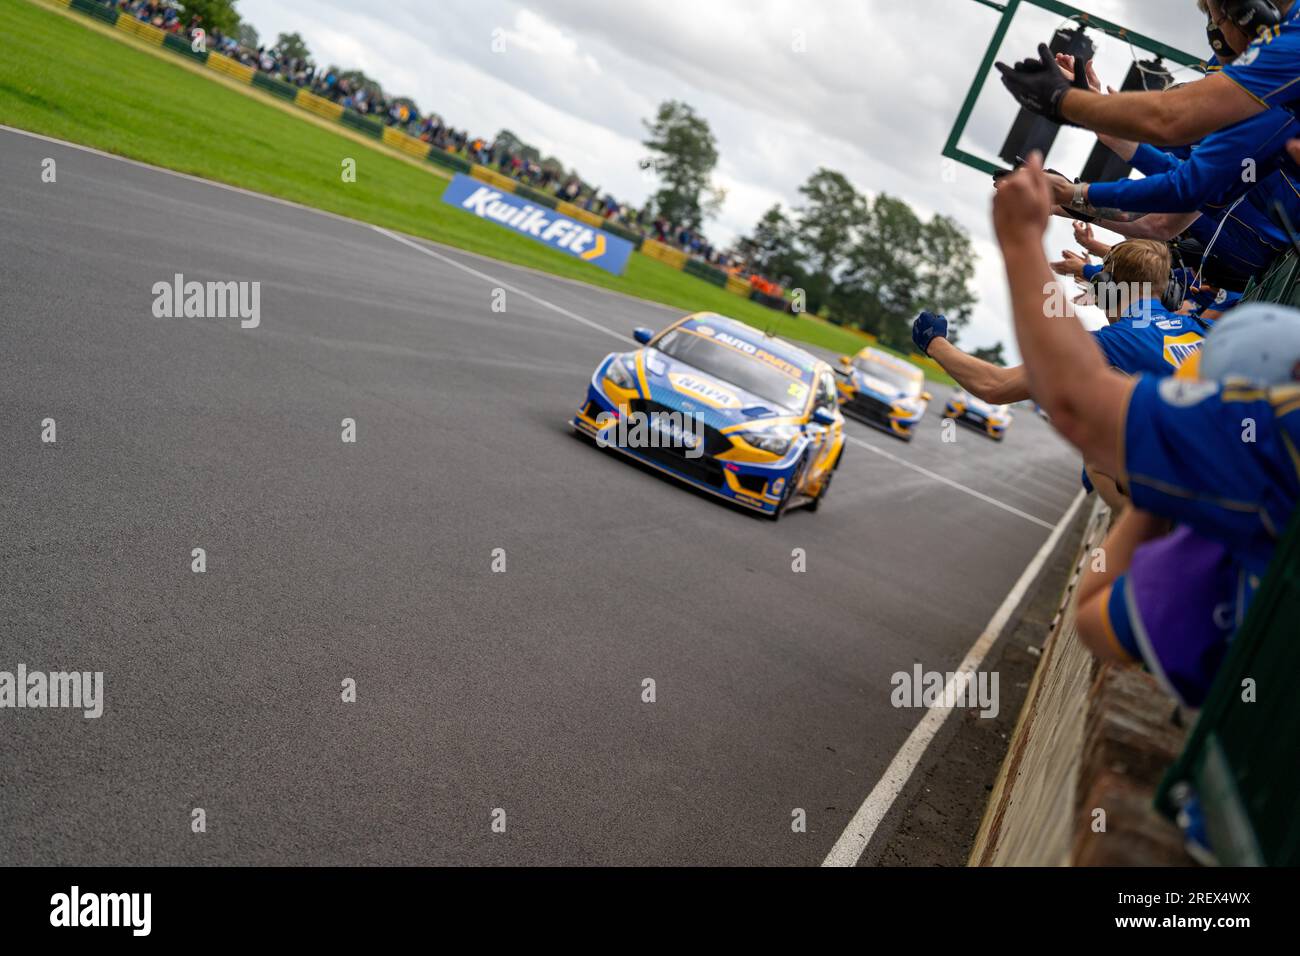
left=912, top=0, right=1300, bottom=860
left=103, top=0, right=742, bottom=273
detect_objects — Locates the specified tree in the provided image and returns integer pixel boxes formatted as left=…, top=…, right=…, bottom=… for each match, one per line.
left=972, top=342, right=1006, bottom=365
left=236, top=21, right=259, bottom=50
left=794, top=168, right=863, bottom=312
left=641, top=100, right=721, bottom=231
left=177, top=0, right=240, bottom=34
left=739, top=205, right=803, bottom=281
left=833, top=194, right=924, bottom=342
left=275, top=31, right=311, bottom=62
left=915, top=214, right=978, bottom=335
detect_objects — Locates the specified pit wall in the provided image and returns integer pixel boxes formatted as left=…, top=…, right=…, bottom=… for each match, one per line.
left=969, top=500, right=1194, bottom=866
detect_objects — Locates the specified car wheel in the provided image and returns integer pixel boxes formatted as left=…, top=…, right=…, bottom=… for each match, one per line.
left=806, top=450, right=840, bottom=512
left=771, top=452, right=809, bottom=521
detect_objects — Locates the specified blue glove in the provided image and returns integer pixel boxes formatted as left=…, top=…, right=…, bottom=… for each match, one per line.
left=912, top=311, right=948, bottom=355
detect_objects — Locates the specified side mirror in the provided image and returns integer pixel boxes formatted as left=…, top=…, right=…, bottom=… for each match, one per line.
left=921, top=391, right=933, bottom=402
left=633, top=327, right=654, bottom=345
left=812, top=407, right=837, bottom=427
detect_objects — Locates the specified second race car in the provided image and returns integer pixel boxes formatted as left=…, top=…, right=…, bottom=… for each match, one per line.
left=571, top=313, right=845, bottom=519
left=834, top=346, right=932, bottom=440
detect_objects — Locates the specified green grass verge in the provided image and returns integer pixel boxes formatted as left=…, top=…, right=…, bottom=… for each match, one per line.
left=1, top=0, right=952, bottom=383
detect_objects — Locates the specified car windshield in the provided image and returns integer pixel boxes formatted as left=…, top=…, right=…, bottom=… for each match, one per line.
left=654, top=330, right=808, bottom=411
left=854, top=357, right=921, bottom=395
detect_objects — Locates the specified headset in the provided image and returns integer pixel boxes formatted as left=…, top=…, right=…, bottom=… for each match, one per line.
left=1223, top=0, right=1283, bottom=34
left=1088, top=245, right=1187, bottom=314
left=1207, top=2, right=1282, bottom=61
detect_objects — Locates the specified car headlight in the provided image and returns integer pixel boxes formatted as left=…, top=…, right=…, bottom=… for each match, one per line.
left=739, top=425, right=799, bottom=456
left=604, top=356, right=636, bottom=390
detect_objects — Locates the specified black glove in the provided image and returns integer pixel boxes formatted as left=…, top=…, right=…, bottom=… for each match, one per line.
left=995, top=44, right=1078, bottom=126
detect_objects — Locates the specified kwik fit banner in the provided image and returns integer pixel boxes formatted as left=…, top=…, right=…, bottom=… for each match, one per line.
left=441, top=174, right=634, bottom=276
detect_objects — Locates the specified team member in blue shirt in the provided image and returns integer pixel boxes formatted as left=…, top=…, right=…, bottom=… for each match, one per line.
left=1042, top=35, right=1300, bottom=286
left=912, top=239, right=1204, bottom=405
left=991, top=153, right=1300, bottom=692
left=998, top=1, right=1300, bottom=146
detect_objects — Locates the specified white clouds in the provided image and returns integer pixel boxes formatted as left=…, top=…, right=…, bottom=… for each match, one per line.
left=235, top=0, right=1209, bottom=354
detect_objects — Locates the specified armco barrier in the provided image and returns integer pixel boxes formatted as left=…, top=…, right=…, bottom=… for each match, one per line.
left=114, top=14, right=164, bottom=45
left=725, top=274, right=751, bottom=297
left=207, top=53, right=256, bottom=84
left=161, top=31, right=207, bottom=64
left=250, top=71, right=298, bottom=102
left=381, top=126, right=433, bottom=160
left=70, top=0, right=115, bottom=24
left=683, top=258, right=728, bottom=288
left=555, top=200, right=606, bottom=229
left=340, top=109, right=384, bottom=138
left=293, top=88, right=344, bottom=121
left=428, top=149, right=473, bottom=174
left=513, top=184, right=558, bottom=210
left=639, top=238, right=688, bottom=270
left=470, top=166, right=520, bottom=192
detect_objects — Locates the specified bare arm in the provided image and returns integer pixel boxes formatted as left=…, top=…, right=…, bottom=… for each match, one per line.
left=927, top=339, right=1030, bottom=404
left=1058, top=74, right=1264, bottom=147
left=1091, top=211, right=1200, bottom=241
left=992, top=154, right=1134, bottom=477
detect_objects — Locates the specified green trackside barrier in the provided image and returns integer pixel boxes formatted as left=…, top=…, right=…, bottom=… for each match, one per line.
left=340, top=109, right=384, bottom=138
left=162, top=31, right=208, bottom=64
left=1155, top=249, right=1300, bottom=866
left=72, top=0, right=117, bottom=25
left=604, top=222, right=644, bottom=250
left=428, top=150, right=472, bottom=174
left=513, top=185, right=558, bottom=210
left=683, top=258, right=728, bottom=288
left=250, top=71, right=298, bottom=102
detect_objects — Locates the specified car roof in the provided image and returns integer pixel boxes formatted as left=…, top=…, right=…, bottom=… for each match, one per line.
left=674, top=313, right=825, bottom=381
left=856, top=346, right=924, bottom=380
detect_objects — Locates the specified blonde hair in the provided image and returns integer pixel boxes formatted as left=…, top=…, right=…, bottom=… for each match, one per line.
left=1105, top=239, right=1172, bottom=296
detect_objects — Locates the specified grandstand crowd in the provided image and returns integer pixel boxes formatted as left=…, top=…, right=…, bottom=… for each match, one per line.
left=912, top=0, right=1300, bottom=769
left=101, top=0, right=736, bottom=273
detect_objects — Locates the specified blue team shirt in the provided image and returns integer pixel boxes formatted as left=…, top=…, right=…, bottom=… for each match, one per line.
left=1123, top=376, right=1300, bottom=577
left=1221, top=3, right=1300, bottom=118
left=1091, top=299, right=1205, bottom=376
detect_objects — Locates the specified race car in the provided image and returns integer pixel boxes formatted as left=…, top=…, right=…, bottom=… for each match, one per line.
left=834, top=346, right=932, bottom=440
left=944, top=388, right=1013, bottom=440
left=571, top=312, right=845, bottom=519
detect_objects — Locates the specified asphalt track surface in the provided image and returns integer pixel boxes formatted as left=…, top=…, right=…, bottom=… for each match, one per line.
left=0, top=126, right=1083, bottom=865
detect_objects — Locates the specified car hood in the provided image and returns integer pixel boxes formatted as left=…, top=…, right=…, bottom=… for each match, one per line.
left=853, top=369, right=919, bottom=405
left=637, top=349, right=804, bottom=429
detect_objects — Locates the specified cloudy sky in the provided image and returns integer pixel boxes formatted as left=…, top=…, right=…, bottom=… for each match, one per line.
left=239, top=0, right=1209, bottom=356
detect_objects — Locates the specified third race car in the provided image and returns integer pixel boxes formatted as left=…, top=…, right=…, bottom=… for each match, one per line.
left=944, top=388, right=1014, bottom=440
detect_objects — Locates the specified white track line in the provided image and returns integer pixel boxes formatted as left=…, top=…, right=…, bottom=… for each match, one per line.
left=820, top=488, right=1087, bottom=867
left=372, top=226, right=628, bottom=343
left=844, top=435, right=1056, bottom=530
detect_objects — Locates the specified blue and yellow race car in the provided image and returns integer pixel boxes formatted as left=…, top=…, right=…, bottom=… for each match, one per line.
left=834, top=347, right=932, bottom=440
left=571, top=313, right=845, bottom=519
left=944, top=388, right=1014, bottom=441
